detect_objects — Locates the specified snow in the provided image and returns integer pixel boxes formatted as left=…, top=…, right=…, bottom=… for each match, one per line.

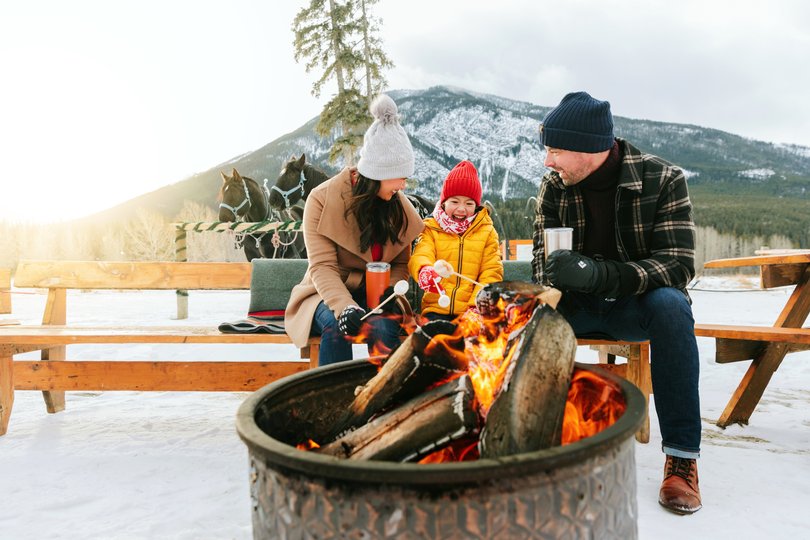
left=2, top=280, right=810, bottom=539
left=738, top=168, right=776, bottom=180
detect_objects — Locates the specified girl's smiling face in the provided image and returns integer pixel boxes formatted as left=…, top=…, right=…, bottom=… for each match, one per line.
left=443, top=195, right=477, bottom=220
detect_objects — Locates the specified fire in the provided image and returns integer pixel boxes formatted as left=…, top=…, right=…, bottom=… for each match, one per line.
left=296, top=439, right=320, bottom=451
left=417, top=436, right=480, bottom=463
left=351, top=314, right=398, bottom=363
left=420, top=296, right=626, bottom=461
left=416, top=367, right=627, bottom=462
left=301, top=290, right=627, bottom=462
left=561, top=368, right=627, bottom=445
left=463, top=297, right=537, bottom=416
left=467, top=338, right=516, bottom=414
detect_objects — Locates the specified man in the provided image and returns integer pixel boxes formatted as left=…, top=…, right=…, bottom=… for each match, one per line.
left=531, top=91, right=702, bottom=515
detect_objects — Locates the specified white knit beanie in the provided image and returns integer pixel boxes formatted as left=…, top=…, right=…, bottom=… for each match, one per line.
left=357, top=94, right=415, bottom=181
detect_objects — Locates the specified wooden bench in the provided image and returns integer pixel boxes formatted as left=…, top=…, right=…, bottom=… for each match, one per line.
left=693, top=323, right=810, bottom=427
left=694, top=323, right=810, bottom=360
left=1, top=259, right=653, bottom=444
left=0, top=260, right=320, bottom=436
left=698, top=252, right=810, bottom=427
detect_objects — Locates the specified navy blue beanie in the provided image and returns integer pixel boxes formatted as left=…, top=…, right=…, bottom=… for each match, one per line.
left=540, top=91, right=614, bottom=153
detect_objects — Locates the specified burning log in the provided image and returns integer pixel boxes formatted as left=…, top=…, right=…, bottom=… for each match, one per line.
left=479, top=304, right=577, bottom=458
left=317, top=376, right=478, bottom=461
left=325, top=320, right=463, bottom=441
left=476, top=281, right=561, bottom=317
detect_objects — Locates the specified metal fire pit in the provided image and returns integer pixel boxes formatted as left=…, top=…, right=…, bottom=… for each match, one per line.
left=236, top=361, right=645, bottom=539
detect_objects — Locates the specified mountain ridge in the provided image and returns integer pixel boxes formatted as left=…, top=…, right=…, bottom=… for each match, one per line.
left=83, top=85, right=810, bottom=242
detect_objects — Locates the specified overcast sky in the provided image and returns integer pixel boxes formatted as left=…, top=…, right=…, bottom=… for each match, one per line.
left=2, top=0, right=809, bottom=222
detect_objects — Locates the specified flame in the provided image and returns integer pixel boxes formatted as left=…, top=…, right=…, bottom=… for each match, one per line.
left=464, top=298, right=536, bottom=416
left=561, top=369, right=627, bottom=445
left=418, top=436, right=480, bottom=463
left=296, top=439, right=320, bottom=451
left=349, top=314, right=400, bottom=360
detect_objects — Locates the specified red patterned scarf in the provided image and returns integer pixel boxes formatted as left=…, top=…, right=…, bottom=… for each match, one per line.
left=432, top=203, right=474, bottom=235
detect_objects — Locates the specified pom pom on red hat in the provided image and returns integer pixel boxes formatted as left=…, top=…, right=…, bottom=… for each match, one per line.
left=440, top=160, right=482, bottom=205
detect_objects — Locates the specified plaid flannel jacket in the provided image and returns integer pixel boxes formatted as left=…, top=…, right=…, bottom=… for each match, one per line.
left=531, top=138, right=696, bottom=296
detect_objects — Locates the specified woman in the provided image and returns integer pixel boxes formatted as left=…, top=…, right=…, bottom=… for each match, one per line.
left=285, top=95, right=424, bottom=365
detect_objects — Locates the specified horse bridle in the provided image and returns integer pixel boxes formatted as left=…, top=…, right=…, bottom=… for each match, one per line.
left=219, top=179, right=271, bottom=222
left=270, top=171, right=306, bottom=209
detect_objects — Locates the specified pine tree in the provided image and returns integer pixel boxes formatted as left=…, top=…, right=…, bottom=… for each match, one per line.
left=292, top=0, right=392, bottom=165
left=357, top=0, right=393, bottom=107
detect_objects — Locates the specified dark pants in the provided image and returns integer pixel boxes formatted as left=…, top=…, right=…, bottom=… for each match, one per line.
left=311, top=288, right=401, bottom=367
left=557, top=287, right=701, bottom=458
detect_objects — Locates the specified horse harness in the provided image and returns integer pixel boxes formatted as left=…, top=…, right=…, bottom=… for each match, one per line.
left=220, top=178, right=301, bottom=258
left=219, top=178, right=271, bottom=222
left=270, top=170, right=306, bottom=209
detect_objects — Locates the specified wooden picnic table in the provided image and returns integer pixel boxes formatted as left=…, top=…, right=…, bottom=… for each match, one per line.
left=702, top=251, right=810, bottom=427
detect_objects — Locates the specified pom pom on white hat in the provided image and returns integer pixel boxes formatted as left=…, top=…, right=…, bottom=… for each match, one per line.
left=357, top=94, right=415, bottom=181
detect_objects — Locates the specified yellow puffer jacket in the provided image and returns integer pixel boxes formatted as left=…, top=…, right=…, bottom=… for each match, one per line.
left=409, top=207, right=503, bottom=316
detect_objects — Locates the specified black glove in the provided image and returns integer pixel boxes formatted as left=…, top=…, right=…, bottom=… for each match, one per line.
left=545, top=250, right=622, bottom=297
left=377, top=286, right=403, bottom=315
left=337, top=305, right=366, bottom=336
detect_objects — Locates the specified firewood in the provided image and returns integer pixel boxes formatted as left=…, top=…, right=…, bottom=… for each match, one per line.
left=479, top=304, right=577, bottom=458
left=317, top=376, right=478, bottom=461
left=475, top=281, right=562, bottom=316
left=324, top=320, right=462, bottom=442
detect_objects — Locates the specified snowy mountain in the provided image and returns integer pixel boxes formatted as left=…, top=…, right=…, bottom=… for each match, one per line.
left=88, top=85, right=810, bottom=234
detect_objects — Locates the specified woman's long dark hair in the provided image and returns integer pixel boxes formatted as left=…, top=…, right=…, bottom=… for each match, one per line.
left=346, top=174, right=407, bottom=252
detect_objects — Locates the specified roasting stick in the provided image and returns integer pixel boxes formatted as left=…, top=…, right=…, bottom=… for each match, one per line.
left=433, top=259, right=485, bottom=288
left=435, top=258, right=562, bottom=309
left=432, top=277, right=451, bottom=308
left=360, top=280, right=410, bottom=320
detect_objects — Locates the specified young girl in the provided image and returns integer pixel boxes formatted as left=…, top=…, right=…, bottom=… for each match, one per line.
left=409, top=160, right=503, bottom=321
left=284, top=95, right=424, bottom=365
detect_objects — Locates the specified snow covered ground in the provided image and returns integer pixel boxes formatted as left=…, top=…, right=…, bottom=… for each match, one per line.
left=2, top=278, right=809, bottom=539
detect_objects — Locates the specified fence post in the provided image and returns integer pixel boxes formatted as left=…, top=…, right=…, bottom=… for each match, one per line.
left=175, top=226, right=188, bottom=319
left=169, top=220, right=303, bottom=320
left=0, top=268, right=10, bottom=314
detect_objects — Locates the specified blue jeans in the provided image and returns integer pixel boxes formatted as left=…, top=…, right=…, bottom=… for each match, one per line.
left=311, top=289, right=401, bottom=367
left=557, top=287, right=701, bottom=458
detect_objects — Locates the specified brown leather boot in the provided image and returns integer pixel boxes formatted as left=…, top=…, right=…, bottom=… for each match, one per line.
left=658, top=455, right=702, bottom=514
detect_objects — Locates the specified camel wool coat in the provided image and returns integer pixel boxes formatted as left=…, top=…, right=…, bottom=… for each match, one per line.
left=284, top=169, right=425, bottom=348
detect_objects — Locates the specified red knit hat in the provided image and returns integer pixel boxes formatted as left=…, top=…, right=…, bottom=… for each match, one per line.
left=440, top=160, right=482, bottom=205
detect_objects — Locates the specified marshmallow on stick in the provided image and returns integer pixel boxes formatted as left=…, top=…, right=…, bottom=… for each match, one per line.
left=432, top=277, right=451, bottom=308
left=433, top=259, right=485, bottom=288
left=360, top=280, right=409, bottom=320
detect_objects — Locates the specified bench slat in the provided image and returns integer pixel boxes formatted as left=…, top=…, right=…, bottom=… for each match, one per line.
left=13, top=360, right=308, bottom=391
left=694, top=324, right=810, bottom=344
left=13, top=261, right=252, bottom=290
left=703, top=253, right=810, bottom=268
left=0, top=326, right=312, bottom=345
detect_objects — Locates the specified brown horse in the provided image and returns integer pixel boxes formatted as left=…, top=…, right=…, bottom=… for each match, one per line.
left=270, top=154, right=434, bottom=219
left=268, top=154, right=330, bottom=211
left=217, top=168, right=304, bottom=260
